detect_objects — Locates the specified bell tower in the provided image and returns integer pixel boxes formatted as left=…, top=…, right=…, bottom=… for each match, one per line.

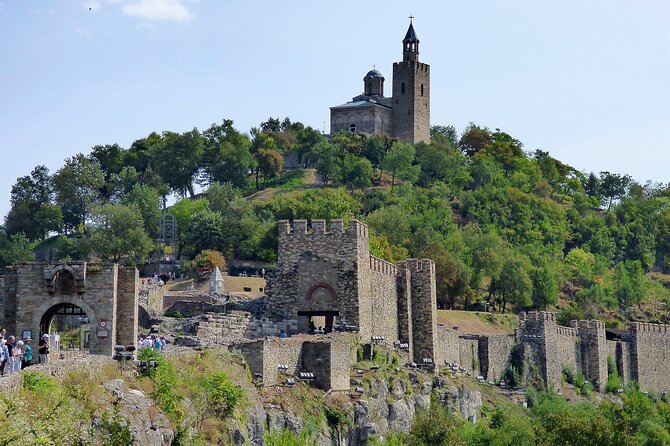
left=392, top=17, right=430, bottom=144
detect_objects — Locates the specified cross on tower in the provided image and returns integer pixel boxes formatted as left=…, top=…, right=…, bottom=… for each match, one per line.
left=409, top=14, right=414, bottom=23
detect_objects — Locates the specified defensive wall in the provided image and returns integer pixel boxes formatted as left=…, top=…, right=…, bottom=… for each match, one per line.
left=265, top=219, right=436, bottom=364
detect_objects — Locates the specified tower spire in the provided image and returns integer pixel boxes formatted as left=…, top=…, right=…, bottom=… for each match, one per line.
left=402, top=17, right=419, bottom=62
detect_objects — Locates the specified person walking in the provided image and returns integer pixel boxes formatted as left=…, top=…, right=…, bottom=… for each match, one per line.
left=13, top=340, right=23, bottom=373
left=5, top=336, right=15, bottom=374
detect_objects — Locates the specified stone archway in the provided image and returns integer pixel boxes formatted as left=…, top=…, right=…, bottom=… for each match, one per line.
left=301, top=282, right=338, bottom=333
left=31, top=295, right=100, bottom=354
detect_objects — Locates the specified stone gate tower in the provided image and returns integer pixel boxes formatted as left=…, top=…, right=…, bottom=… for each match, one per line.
left=392, top=20, right=431, bottom=144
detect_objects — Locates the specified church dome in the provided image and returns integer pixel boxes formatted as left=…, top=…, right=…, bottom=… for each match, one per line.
left=365, top=69, right=384, bottom=80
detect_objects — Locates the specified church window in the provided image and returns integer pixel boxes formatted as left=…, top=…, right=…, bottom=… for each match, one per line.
left=401, top=82, right=405, bottom=94
left=349, top=124, right=357, bottom=132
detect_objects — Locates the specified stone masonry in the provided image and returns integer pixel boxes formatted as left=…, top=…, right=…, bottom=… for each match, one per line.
left=2, top=262, right=139, bottom=356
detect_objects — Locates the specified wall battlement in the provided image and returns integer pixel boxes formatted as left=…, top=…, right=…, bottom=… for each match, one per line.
left=392, top=61, right=430, bottom=73
left=556, top=326, right=578, bottom=337
left=520, top=311, right=557, bottom=323
left=277, top=219, right=368, bottom=239
left=370, top=256, right=397, bottom=276
left=631, top=322, right=670, bottom=333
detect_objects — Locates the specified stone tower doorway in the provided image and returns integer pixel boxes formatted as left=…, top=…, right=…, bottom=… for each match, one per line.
left=39, top=303, right=91, bottom=351
left=297, top=311, right=338, bottom=334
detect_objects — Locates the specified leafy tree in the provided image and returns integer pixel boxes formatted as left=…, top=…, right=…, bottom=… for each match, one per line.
left=313, top=140, right=341, bottom=185
left=53, top=154, right=105, bottom=232
left=193, top=249, right=227, bottom=272
left=183, top=209, right=226, bottom=255
left=5, top=165, right=60, bottom=240
left=120, top=184, right=162, bottom=239
left=256, top=148, right=284, bottom=186
left=84, top=203, right=153, bottom=262
left=155, top=129, right=205, bottom=197
left=430, top=124, right=458, bottom=147
left=600, top=171, right=632, bottom=211
left=361, top=135, right=390, bottom=168
left=0, top=232, right=34, bottom=267
left=615, top=260, right=647, bottom=309
left=381, top=141, right=420, bottom=190
left=531, top=265, right=559, bottom=310
left=170, top=198, right=210, bottom=257
left=250, top=132, right=277, bottom=189
left=200, top=119, right=252, bottom=187
left=459, top=123, right=491, bottom=157
left=420, top=242, right=471, bottom=309
left=408, top=402, right=465, bottom=446
left=341, top=155, right=373, bottom=189
left=490, top=253, right=532, bottom=313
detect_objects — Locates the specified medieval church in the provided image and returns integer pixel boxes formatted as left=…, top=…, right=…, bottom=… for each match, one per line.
left=330, top=20, right=430, bottom=144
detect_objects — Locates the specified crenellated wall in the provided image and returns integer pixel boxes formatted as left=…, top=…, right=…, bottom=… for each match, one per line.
left=630, top=322, right=670, bottom=392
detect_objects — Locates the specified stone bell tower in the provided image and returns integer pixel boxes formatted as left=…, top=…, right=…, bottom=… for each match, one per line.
left=391, top=18, right=430, bottom=144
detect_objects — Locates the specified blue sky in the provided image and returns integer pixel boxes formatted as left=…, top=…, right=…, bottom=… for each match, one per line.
left=1, top=0, right=669, bottom=219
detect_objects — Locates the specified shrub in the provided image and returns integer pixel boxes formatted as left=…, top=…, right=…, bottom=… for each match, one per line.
left=201, top=372, right=244, bottom=418
left=562, top=366, right=575, bottom=385
left=22, top=371, right=57, bottom=393
left=164, top=310, right=184, bottom=318
left=98, top=407, right=134, bottom=446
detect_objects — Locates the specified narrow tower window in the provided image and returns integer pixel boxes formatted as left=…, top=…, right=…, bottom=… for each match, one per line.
left=421, top=83, right=424, bottom=96
left=401, top=82, right=405, bottom=95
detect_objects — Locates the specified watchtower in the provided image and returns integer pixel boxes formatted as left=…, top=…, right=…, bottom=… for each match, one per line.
left=392, top=18, right=431, bottom=144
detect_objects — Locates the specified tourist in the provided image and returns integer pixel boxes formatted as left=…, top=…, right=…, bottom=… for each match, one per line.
left=279, top=330, right=288, bottom=339
left=22, top=339, right=32, bottom=369
left=38, top=334, right=49, bottom=364
left=13, top=340, right=23, bottom=373
left=0, top=335, right=7, bottom=376
left=5, top=336, right=15, bottom=373
left=153, top=336, right=162, bottom=351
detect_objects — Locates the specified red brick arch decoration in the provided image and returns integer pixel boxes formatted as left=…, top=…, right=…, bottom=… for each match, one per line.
left=305, top=282, right=337, bottom=301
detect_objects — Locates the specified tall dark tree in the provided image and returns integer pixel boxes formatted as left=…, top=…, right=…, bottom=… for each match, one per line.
left=155, top=129, right=205, bottom=197
left=53, top=154, right=104, bottom=232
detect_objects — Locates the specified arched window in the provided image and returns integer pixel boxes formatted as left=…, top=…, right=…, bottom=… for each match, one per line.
left=401, top=82, right=405, bottom=95
left=349, top=124, right=357, bottom=132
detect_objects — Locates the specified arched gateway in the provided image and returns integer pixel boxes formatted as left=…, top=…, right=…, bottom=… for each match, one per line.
left=2, top=262, right=138, bottom=356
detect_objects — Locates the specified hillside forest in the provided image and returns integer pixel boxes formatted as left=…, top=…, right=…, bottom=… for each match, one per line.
left=3, top=117, right=670, bottom=327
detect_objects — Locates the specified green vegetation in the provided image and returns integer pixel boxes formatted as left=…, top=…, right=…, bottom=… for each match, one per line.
left=4, top=117, right=670, bottom=323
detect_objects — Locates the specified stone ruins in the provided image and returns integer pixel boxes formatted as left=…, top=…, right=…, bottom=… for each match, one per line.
left=4, top=218, right=670, bottom=394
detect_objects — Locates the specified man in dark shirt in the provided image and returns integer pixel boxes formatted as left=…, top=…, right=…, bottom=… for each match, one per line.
left=38, top=334, right=49, bottom=364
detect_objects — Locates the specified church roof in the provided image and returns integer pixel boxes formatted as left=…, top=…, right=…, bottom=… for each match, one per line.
left=330, top=99, right=391, bottom=110
left=403, top=22, right=419, bottom=42
left=365, top=69, right=383, bottom=79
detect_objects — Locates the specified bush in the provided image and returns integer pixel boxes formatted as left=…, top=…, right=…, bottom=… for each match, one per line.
left=98, top=407, right=134, bottom=446
left=201, top=372, right=244, bottom=418
left=575, top=372, right=593, bottom=396
left=164, top=310, right=184, bottom=318
left=562, top=366, right=575, bottom=385
left=22, top=371, right=57, bottom=393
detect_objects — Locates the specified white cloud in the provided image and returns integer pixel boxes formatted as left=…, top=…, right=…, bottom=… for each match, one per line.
left=81, top=0, right=192, bottom=23
left=121, top=0, right=191, bottom=23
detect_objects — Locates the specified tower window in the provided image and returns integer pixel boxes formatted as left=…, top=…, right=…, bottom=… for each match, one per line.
left=401, top=82, right=405, bottom=95
left=421, top=84, right=424, bottom=96
left=349, top=124, right=357, bottom=132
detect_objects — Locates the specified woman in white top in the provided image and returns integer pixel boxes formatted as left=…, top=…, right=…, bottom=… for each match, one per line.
left=13, top=341, right=23, bottom=373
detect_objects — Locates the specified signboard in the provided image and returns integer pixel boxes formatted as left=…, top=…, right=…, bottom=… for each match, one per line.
left=97, top=319, right=109, bottom=338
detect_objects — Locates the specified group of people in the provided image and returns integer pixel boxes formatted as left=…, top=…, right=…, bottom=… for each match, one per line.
left=0, top=329, right=50, bottom=375
left=137, top=335, right=166, bottom=352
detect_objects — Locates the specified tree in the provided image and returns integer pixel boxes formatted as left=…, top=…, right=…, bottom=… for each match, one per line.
left=381, top=141, right=420, bottom=190
left=200, top=120, right=252, bottom=187
left=430, top=124, right=458, bottom=147
left=170, top=198, right=210, bottom=257
left=183, top=209, right=226, bottom=255
left=420, top=242, right=471, bottom=309
left=313, top=141, right=341, bottom=185
left=0, top=232, right=34, bottom=267
left=90, top=143, right=126, bottom=199
left=459, top=123, right=491, bottom=157
left=256, top=148, right=284, bottom=187
left=5, top=165, right=60, bottom=240
left=490, top=253, right=532, bottom=313
left=531, top=265, right=559, bottom=310
left=250, top=133, right=277, bottom=189
left=615, top=260, right=647, bottom=309
left=341, top=155, right=373, bottom=189
left=84, top=203, right=153, bottom=262
left=121, top=184, right=162, bottom=239
left=599, top=171, right=632, bottom=211
left=155, top=129, right=205, bottom=197
left=53, top=154, right=105, bottom=232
